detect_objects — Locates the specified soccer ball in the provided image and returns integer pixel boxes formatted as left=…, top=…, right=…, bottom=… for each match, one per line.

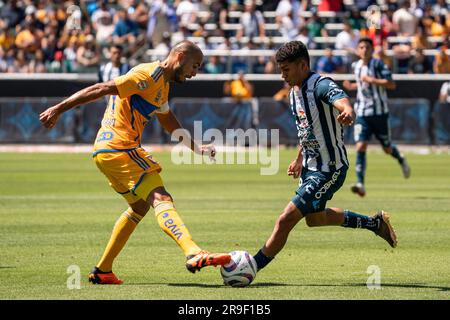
left=220, top=250, right=257, bottom=287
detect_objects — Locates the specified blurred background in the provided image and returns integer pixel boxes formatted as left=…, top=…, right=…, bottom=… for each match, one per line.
left=1, top=0, right=450, bottom=146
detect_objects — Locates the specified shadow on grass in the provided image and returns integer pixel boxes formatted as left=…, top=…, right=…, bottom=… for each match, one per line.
left=127, top=282, right=450, bottom=291
left=0, top=266, right=16, bottom=269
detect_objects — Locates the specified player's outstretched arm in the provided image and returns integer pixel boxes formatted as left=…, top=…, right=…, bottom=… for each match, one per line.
left=334, top=97, right=355, bottom=126
left=157, top=110, right=216, bottom=160
left=360, top=76, right=396, bottom=89
left=39, top=80, right=118, bottom=129
left=342, top=80, right=358, bottom=91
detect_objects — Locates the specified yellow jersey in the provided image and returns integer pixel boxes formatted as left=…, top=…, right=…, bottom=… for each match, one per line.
left=93, top=61, right=170, bottom=154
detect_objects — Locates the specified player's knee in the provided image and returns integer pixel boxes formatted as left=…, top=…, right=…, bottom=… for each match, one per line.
left=356, top=143, right=367, bottom=152
left=382, top=146, right=392, bottom=154
left=148, top=187, right=173, bottom=207
left=305, top=214, right=323, bottom=227
left=130, top=200, right=150, bottom=217
left=276, top=210, right=299, bottom=231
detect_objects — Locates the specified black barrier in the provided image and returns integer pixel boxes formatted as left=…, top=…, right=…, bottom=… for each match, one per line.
left=0, top=96, right=444, bottom=145
left=1, top=76, right=449, bottom=144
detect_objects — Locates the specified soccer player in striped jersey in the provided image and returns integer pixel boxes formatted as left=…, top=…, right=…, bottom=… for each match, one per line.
left=343, top=37, right=410, bottom=197
left=39, top=41, right=231, bottom=284
left=253, top=41, right=397, bottom=272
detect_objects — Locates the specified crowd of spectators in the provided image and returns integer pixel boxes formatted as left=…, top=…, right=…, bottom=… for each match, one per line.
left=1, top=0, right=450, bottom=75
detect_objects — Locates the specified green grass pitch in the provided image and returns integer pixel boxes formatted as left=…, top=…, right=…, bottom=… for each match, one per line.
left=0, top=149, right=449, bottom=300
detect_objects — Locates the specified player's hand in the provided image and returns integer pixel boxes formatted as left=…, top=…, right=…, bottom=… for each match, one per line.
left=337, top=107, right=354, bottom=126
left=39, top=106, right=61, bottom=129
left=200, top=144, right=216, bottom=162
left=361, top=75, right=374, bottom=84
left=342, top=80, right=352, bottom=90
left=287, top=158, right=302, bottom=179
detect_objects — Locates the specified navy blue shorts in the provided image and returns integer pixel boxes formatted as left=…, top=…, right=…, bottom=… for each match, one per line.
left=291, top=166, right=347, bottom=215
left=354, top=114, right=392, bottom=148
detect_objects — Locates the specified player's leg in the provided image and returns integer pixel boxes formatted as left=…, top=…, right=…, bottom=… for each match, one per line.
left=375, top=115, right=410, bottom=178
left=94, top=199, right=149, bottom=272
left=89, top=153, right=153, bottom=284
left=352, top=117, right=370, bottom=197
left=90, top=198, right=149, bottom=284
left=253, top=201, right=304, bottom=271
left=135, top=174, right=231, bottom=273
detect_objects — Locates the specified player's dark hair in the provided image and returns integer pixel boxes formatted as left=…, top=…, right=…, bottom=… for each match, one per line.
left=358, top=37, right=374, bottom=48
left=111, top=44, right=123, bottom=52
left=275, top=41, right=310, bottom=67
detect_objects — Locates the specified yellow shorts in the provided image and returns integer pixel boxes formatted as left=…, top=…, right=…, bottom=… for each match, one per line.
left=93, top=148, right=164, bottom=204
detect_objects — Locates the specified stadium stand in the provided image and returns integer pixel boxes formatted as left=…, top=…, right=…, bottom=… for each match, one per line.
left=1, top=0, right=450, bottom=75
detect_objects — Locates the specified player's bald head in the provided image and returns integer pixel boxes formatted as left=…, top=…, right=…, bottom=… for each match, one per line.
left=170, top=40, right=203, bottom=60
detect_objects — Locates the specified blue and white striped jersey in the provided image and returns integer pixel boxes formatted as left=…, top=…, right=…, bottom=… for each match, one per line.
left=290, top=72, right=349, bottom=172
left=352, top=58, right=392, bottom=117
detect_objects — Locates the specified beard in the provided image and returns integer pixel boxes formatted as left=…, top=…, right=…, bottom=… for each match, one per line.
left=173, top=64, right=186, bottom=83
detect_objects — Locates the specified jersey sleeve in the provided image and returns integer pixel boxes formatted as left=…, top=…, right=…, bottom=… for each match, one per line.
left=316, top=78, right=349, bottom=105
left=114, top=67, right=152, bottom=99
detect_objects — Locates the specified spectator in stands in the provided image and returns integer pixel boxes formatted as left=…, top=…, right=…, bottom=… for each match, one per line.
left=374, top=45, right=393, bottom=70
left=411, top=26, right=432, bottom=50
left=63, top=38, right=79, bottom=73
left=147, top=0, right=175, bottom=48
left=277, top=10, right=299, bottom=40
left=353, top=0, right=377, bottom=11
left=438, top=79, right=450, bottom=103
left=276, top=0, right=308, bottom=35
left=0, top=0, right=25, bottom=29
left=15, top=18, right=43, bottom=53
left=433, top=44, right=450, bottom=73
left=0, top=48, right=7, bottom=72
left=152, top=32, right=171, bottom=61
left=113, top=8, right=140, bottom=48
left=236, top=0, right=266, bottom=41
left=432, top=0, right=449, bottom=18
left=313, top=47, right=345, bottom=74
left=76, top=34, right=100, bottom=72
left=0, top=25, right=15, bottom=51
left=430, top=14, right=446, bottom=37
left=92, top=0, right=116, bottom=45
left=335, top=20, right=361, bottom=70
left=306, top=10, right=328, bottom=39
left=8, top=49, right=30, bottom=73
left=29, top=49, right=47, bottom=73
left=408, top=48, right=433, bottom=73
left=176, top=0, right=198, bottom=28
left=262, top=55, right=276, bottom=74
left=223, top=71, right=256, bottom=130
left=392, top=39, right=412, bottom=73
left=204, top=55, right=225, bottom=74
left=296, top=25, right=315, bottom=49
left=393, top=0, right=418, bottom=37
left=318, top=0, right=344, bottom=12
left=129, top=0, right=150, bottom=30
left=349, top=6, right=367, bottom=31
left=98, top=44, right=130, bottom=83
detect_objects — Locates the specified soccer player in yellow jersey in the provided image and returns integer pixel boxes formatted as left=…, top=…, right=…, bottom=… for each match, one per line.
left=39, top=40, right=231, bottom=285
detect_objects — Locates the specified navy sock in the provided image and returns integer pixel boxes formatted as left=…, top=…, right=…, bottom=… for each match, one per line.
left=341, top=210, right=378, bottom=231
left=253, top=249, right=273, bottom=271
left=390, top=145, right=404, bottom=164
left=355, top=151, right=366, bottom=184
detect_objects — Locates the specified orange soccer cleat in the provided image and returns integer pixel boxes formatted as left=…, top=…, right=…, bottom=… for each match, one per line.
left=185, top=250, right=232, bottom=274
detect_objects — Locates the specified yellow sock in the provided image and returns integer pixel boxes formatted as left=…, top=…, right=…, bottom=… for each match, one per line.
left=154, top=201, right=201, bottom=257
left=96, top=208, right=143, bottom=272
